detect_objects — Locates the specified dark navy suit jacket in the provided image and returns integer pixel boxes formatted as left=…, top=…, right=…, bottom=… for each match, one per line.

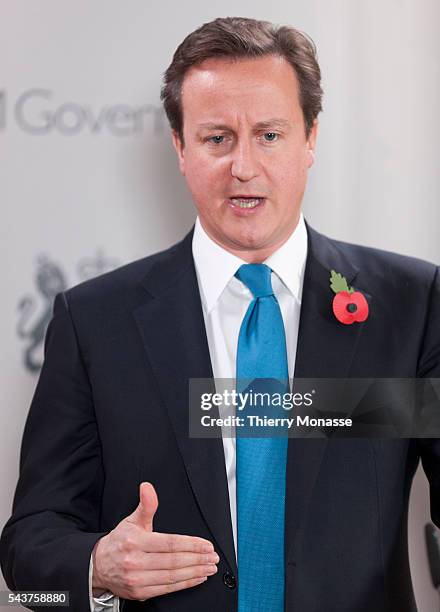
left=1, top=223, right=439, bottom=611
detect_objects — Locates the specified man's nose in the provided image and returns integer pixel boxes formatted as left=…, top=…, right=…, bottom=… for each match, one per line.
left=230, top=139, right=259, bottom=182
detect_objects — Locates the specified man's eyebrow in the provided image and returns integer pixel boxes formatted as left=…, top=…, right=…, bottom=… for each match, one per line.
left=197, top=122, right=232, bottom=132
left=253, top=118, right=292, bottom=131
left=196, top=118, right=292, bottom=132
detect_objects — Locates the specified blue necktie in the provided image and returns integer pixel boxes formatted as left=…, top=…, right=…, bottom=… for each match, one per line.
left=235, top=263, right=288, bottom=611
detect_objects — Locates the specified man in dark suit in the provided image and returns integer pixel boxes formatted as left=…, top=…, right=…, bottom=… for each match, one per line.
left=1, top=16, right=439, bottom=612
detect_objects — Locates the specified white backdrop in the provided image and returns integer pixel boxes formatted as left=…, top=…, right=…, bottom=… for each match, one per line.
left=1, top=1, right=439, bottom=610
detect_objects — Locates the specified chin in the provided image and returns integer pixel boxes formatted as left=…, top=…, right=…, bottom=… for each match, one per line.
left=229, top=233, right=269, bottom=253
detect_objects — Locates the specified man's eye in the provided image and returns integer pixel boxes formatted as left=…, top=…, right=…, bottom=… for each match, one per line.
left=263, top=132, right=278, bottom=142
left=208, top=135, right=225, bottom=144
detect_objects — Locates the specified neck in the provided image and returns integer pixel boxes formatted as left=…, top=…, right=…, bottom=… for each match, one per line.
left=200, top=217, right=301, bottom=263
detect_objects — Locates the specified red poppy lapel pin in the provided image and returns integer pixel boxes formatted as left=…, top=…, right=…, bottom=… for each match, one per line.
left=330, top=270, right=369, bottom=325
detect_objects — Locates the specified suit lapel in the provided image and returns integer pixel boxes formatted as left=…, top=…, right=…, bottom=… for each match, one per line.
left=285, top=223, right=372, bottom=563
left=133, top=230, right=237, bottom=574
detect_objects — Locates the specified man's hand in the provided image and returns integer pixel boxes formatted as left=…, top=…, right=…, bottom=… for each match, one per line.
left=92, top=482, right=219, bottom=601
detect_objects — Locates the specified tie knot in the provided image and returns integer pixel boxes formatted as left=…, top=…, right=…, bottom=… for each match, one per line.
left=235, top=263, right=274, bottom=298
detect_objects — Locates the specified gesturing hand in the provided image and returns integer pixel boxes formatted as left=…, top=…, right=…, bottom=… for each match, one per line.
left=92, top=482, right=219, bottom=601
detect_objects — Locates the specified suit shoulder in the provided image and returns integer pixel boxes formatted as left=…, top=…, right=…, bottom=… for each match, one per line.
left=62, top=237, right=186, bottom=307
left=328, top=234, right=438, bottom=289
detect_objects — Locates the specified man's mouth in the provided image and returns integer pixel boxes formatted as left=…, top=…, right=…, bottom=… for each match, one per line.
left=229, top=197, right=265, bottom=209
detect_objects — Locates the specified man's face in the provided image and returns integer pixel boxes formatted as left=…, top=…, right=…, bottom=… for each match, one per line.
left=172, top=54, right=317, bottom=262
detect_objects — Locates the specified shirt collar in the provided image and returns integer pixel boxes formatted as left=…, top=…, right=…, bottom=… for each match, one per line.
left=192, top=213, right=308, bottom=313
left=264, top=213, right=308, bottom=302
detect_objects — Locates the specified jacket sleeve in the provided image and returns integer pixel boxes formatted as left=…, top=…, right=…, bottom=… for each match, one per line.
left=0, top=292, right=108, bottom=611
left=416, top=266, right=440, bottom=527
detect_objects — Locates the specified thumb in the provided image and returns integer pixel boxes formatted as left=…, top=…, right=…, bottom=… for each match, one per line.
left=127, top=482, right=158, bottom=532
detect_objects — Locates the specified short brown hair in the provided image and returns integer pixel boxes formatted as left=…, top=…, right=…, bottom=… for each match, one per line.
left=160, top=16, right=323, bottom=143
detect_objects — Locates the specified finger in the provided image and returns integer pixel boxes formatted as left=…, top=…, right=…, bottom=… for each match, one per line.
left=125, top=550, right=220, bottom=571
left=127, top=563, right=218, bottom=589
left=125, top=482, right=158, bottom=532
left=139, top=532, right=214, bottom=554
left=136, top=575, right=210, bottom=601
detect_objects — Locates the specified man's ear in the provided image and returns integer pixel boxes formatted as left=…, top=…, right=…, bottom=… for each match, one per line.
left=171, top=130, right=185, bottom=175
left=306, top=119, right=318, bottom=168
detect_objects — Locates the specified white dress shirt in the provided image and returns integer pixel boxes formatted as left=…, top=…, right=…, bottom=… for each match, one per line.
left=89, top=213, right=308, bottom=610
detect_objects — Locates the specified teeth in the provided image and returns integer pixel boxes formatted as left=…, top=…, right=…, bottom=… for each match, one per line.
left=230, top=198, right=262, bottom=208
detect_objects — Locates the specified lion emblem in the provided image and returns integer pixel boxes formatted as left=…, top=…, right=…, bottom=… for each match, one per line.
left=17, top=250, right=119, bottom=373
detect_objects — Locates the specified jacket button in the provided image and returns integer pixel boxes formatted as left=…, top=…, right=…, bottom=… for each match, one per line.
left=223, top=572, right=236, bottom=589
